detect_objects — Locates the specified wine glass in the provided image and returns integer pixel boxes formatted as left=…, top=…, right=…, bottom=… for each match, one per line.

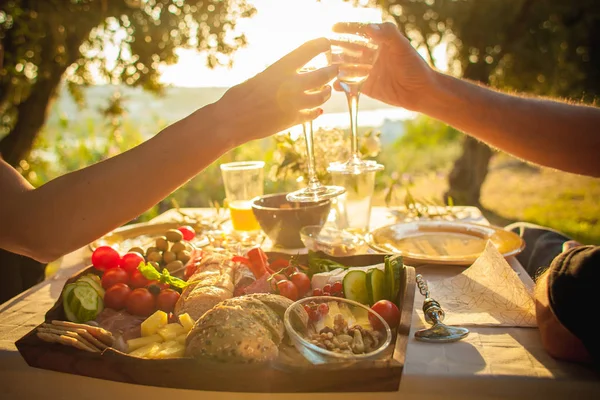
left=328, top=24, right=384, bottom=175
left=286, top=54, right=346, bottom=203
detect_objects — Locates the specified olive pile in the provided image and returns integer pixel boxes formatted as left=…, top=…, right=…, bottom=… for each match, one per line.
left=129, top=229, right=193, bottom=274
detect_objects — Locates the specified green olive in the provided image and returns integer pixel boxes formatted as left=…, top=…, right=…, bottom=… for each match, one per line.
left=165, top=260, right=184, bottom=273
left=147, top=251, right=163, bottom=263
left=155, top=236, right=169, bottom=251
left=163, top=250, right=177, bottom=264
left=177, top=250, right=191, bottom=264
left=128, top=247, right=145, bottom=256
left=145, top=246, right=158, bottom=256
left=170, top=242, right=186, bottom=254
left=165, top=229, right=184, bottom=243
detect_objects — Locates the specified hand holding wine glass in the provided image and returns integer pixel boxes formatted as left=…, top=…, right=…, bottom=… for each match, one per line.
left=331, top=22, right=436, bottom=112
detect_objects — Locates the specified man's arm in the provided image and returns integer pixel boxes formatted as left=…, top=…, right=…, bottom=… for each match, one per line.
left=419, top=73, right=600, bottom=177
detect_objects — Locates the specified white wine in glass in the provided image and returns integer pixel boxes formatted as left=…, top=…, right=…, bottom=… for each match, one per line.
left=329, top=30, right=384, bottom=175
left=286, top=59, right=345, bottom=203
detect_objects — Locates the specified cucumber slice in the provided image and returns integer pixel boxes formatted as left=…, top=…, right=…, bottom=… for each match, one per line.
left=62, top=283, right=79, bottom=322
left=69, top=282, right=104, bottom=322
left=78, top=275, right=105, bottom=298
left=343, top=270, right=369, bottom=305
left=384, top=256, right=394, bottom=301
left=73, top=282, right=100, bottom=310
left=388, top=255, right=404, bottom=302
left=367, top=268, right=386, bottom=305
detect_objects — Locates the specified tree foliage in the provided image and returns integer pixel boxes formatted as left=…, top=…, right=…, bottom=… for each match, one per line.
left=0, top=0, right=255, bottom=165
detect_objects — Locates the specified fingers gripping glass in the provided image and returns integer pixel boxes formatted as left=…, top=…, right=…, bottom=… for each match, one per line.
left=286, top=53, right=345, bottom=203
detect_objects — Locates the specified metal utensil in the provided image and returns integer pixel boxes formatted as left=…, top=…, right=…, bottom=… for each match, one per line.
left=414, top=274, right=469, bottom=343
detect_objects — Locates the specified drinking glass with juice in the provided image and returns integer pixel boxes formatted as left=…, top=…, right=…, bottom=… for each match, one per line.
left=220, top=161, right=264, bottom=233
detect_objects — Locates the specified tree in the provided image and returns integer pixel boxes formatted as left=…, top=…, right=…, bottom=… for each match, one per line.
left=371, top=0, right=600, bottom=205
left=0, top=0, right=255, bottom=166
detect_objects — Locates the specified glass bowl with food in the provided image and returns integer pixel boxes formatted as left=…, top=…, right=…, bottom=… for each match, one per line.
left=299, top=225, right=368, bottom=257
left=283, top=296, right=392, bottom=364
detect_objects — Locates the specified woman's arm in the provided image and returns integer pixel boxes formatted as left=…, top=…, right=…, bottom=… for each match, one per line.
left=0, top=38, right=337, bottom=262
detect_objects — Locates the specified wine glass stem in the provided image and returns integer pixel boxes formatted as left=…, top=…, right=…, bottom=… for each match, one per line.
left=303, top=120, right=321, bottom=190
left=346, top=89, right=361, bottom=164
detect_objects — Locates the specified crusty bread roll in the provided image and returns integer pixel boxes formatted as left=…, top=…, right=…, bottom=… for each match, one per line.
left=175, top=253, right=235, bottom=320
left=185, top=294, right=309, bottom=363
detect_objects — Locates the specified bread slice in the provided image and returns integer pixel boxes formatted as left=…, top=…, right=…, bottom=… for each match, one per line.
left=185, top=305, right=278, bottom=363
left=245, top=293, right=309, bottom=334
left=220, top=297, right=285, bottom=344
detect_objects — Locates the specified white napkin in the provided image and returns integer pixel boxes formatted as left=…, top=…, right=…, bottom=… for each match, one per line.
left=425, top=241, right=537, bottom=327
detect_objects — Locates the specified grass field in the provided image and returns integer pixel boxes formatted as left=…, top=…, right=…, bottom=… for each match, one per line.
left=375, top=153, right=600, bottom=244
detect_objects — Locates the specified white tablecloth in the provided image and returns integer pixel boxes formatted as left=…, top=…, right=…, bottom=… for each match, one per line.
left=0, top=207, right=598, bottom=399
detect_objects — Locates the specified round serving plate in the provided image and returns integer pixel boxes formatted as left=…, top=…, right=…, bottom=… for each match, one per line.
left=89, top=221, right=198, bottom=253
left=365, top=221, right=525, bottom=266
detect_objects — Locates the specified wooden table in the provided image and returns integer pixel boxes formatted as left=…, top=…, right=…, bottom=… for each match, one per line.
left=1, top=207, right=599, bottom=399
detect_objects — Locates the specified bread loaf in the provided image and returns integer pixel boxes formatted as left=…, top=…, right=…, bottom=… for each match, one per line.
left=185, top=294, right=309, bottom=363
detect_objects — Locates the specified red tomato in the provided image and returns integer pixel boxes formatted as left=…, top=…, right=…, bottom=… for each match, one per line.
left=370, top=300, right=401, bottom=330
left=270, top=273, right=287, bottom=291
left=276, top=280, right=298, bottom=301
left=290, top=272, right=311, bottom=296
left=146, top=281, right=170, bottom=292
left=120, top=252, right=145, bottom=274
left=156, top=289, right=180, bottom=313
left=331, top=281, right=343, bottom=294
left=101, top=268, right=129, bottom=290
left=177, top=226, right=195, bottom=241
left=129, top=270, right=151, bottom=289
left=91, top=246, right=121, bottom=271
left=104, top=283, right=131, bottom=310
left=126, top=288, right=156, bottom=317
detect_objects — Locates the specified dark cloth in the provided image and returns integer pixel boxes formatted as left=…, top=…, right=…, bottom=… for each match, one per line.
left=0, top=249, right=46, bottom=304
left=547, top=246, right=600, bottom=363
left=506, top=222, right=570, bottom=280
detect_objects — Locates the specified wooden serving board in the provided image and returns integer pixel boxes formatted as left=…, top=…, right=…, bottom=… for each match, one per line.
left=16, top=252, right=416, bottom=393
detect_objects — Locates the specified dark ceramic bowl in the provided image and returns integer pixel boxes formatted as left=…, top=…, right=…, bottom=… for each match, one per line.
left=251, top=193, right=331, bottom=248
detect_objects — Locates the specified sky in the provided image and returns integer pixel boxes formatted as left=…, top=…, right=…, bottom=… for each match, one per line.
left=159, top=0, right=385, bottom=87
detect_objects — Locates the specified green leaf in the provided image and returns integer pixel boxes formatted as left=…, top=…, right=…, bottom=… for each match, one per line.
left=138, top=262, right=161, bottom=281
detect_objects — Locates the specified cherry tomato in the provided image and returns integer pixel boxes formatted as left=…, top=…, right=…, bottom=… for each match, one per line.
left=269, top=273, right=287, bottom=291
left=120, top=252, right=145, bottom=274
left=129, top=269, right=151, bottom=289
left=370, top=300, right=401, bottom=330
left=331, top=281, right=343, bottom=294
left=290, top=272, right=311, bottom=296
left=156, top=289, right=180, bottom=313
left=177, top=226, right=195, bottom=241
left=101, top=268, right=129, bottom=290
left=276, top=280, right=298, bottom=301
left=146, top=280, right=170, bottom=293
left=104, top=283, right=131, bottom=310
left=91, top=246, right=121, bottom=271
left=312, top=288, right=323, bottom=296
left=126, top=288, right=156, bottom=317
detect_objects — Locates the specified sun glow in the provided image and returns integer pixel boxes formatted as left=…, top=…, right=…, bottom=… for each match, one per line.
left=159, top=0, right=384, bottom=87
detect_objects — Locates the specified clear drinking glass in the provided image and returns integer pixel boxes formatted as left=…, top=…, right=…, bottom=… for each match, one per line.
left=328, top=21, right=384, bottom=175
left=220, top=161, right=264, bottom=232
left=286, top=53, right=346, bottom=203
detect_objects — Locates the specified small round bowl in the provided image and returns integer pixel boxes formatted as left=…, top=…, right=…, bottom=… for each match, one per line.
left=300, top=225, right=368, bottom=257
left=284, top=296, right=392, bottom=365
left=251, top=193, right=331, bottom=248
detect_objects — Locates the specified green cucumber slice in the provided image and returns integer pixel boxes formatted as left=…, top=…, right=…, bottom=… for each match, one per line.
left=389, top=255, right=404, bottom=302
left=78, top=275, right=105, bottom=298
left=367, top=268, right=386, bottom=305
left=62, top=283, right=79, bottom=322
left=384, top=257, right=394, bottom=301
left=70, top=281, right=103, bottom=322
left=343, top=270, right=369, bottom=305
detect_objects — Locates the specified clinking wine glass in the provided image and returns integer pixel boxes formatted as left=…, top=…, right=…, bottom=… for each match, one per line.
left=328, top=25, right=384, bottom=175
left=286, top=53, right=346, bottom=203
